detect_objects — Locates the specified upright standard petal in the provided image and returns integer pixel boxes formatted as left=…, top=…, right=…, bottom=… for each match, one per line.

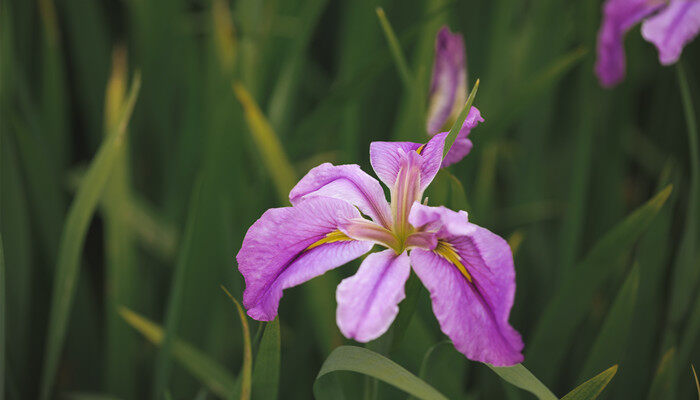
left=595, top=0, right=666, bottom=87
left=427, top=26, right=467, bottom=135
left=409, top=205, right=523, bottom=366
left=370, top=132, right=447, bottom=192
left=441, top=106, right=484, bottom=167
left=289, top=163, right=392, bottom=228
left=641, top=0, right=700, bottom=65
left=236, top=197, right=374, bottom=321
left=336, top=250, right=411, bottom=342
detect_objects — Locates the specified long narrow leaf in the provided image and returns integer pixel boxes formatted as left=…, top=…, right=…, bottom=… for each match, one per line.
left=561, top=365, right=618, bottom=400
left=375, top=7, right=412, bottom=89
left=692, top=365, right=699, bottom=398
left=444, top=80, right=479, bottom=159
left=0, top=233, right=5, bottom=399
left=314, top=346, right=448, bottom=400
left=222, top=287, right=252, bottom=400
left=120, top=308, right=237, bottom=398
left=39, top=74, right=141, bottom=400
left=487, top=364, right=557, bottom=400
left=252, top=319, right=280, bottom=400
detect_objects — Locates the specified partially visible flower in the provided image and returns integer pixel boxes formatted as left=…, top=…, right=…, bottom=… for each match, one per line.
left=595, top=0, right=700, bottom=88
left=426, top=26, right=484, bottom=167
left=236, top=132, right=524, bottom=366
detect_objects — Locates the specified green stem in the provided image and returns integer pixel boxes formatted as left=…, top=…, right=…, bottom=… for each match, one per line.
left=376, top=7, right=412, bottom=89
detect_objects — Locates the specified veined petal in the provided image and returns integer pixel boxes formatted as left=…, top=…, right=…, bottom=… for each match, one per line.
left=641, top=0, right=700, bottom=65
left=440, top=106, right=484, bottom=167
left=339, top=218, right=399, bottom=251
left=408, top=205, right=523, bottom=366
left=595, top=0, right=666, bottom=87
left=427, top=26, right=467, bottom=135
left=370, top=132, right=447, bottom=192
left=236, top=197, right=373, bottom=321
left=408, top=202, right=474, bottom=238
left=289, top=163, right=392, bottom=228
left=336, top=250, right=411, bottom=342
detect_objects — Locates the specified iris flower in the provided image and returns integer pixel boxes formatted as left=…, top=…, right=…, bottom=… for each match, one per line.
left=595, top=0, right=700, bottom=87
left=236, top=133, right=524, bottom=366
left=427, top=26, right=484, bottom=167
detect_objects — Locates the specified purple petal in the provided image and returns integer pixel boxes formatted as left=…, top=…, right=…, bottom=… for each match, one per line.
left=595, top=0, right=666, bottom=87
left=236, top=197, right=373, bottom=321
left=339, top=218, right=399, bottom=250
left=336, top=249, right=411, bottom=342
left=370, top=132, right=447, bottom=192
left=427, top=26, right=467, bottom=135
left=641, top=0, right=700, bottom=65
left=408, top=202, right=473, bottom=237
left=440, top=106, right=484, bottom=167
left=409, top=211, right=523, bottom=366
left=289, top=163, right=392, bottom=228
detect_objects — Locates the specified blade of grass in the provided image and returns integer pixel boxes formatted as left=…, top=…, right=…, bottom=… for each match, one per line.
left=647, top=348, right=676, bottom=400
left=444, top=80, right=479, bottom=159
left=692, top=365, right=699, bottom=398
left=252, top=319, right=280, bottom=400
left=233, top=82, right=297, bottom=204
left=409, top=341, right=466, bottom=400
left=314, top=346, right=448, bottom=400
left=578, top=265, right=639, bottom=382
left=0, top=233, right=5, bottom=400
left=561, top=365, right=618, bottom=400
left=39, top=74, right=141, bottom=400
left=487, top=364, right=557, bottom=400
left=221, top=286, right=252, bottom=400
left=120, top=308, right=237, bottom=398
left=527, top=185, right=672, bottom=383
left=375, top=7, right=412, bottom=89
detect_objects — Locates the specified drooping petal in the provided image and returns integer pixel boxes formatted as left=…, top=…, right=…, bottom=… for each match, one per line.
left=641, top=0, right=700, bottom=65
left=427, top=26, right=467, bottom=135
left=595, top=0, right=666, bottom=87
left=336, top=249, right=411, bottom=342
left=370, top=132, right=447, bottom=192
left=289, top=163, right=392, bottom=228
left=441, top=106, right=484, bottom=167
left=236, top=197, right=374, bottom=321
left=408, top=204, right=523, bottom=366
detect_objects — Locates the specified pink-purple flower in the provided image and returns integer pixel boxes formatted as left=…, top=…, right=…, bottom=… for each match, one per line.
left=595, top=0, right=700, bottom=87
left=236, top=133, right=524, bottom=366
left=427, top=26, right=484, bottom=167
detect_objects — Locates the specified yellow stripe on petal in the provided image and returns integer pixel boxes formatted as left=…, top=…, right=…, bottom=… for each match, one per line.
left=306, top=230, right=353, bottom=251
left=434, top=240, right=472, bottom=282
left=416, top=144, right=426, bottom=155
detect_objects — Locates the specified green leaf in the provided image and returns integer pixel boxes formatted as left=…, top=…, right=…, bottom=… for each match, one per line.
left=222, top=286, right=252, bottom=400
left=252, top=318, right=280, bottom=400
left=692, top=365, right=699, bottom=399
left=390, top=272, right=423, bottom=352
left=578, top=265, right=639, bottom=381
left=561, top=365, right=618, bottom=400
left=0, top=233, right=5, bottom=398
left=120, top=307, right=237, bottom=398
left=410, top=342, right=466, bottom=400
left=314, top=346, right=448, bottom=400
left=444, top=80, right=479, bottom=159
left=527, top=185, right=672, bottom=383
left=39, top=74, right=141, bottom=400
left=647, top=348, right=675, bottom=400
left=375, top=7, right=412, bottom=89
left=487, top=364, right=557, bottom=400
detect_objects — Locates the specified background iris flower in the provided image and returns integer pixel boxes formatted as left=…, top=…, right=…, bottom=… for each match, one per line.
left=237, top=131, right=524, bottom=366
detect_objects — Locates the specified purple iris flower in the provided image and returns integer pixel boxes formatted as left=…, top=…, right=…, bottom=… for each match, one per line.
left=427, top=26, right=485, bottom=167
left=595, top=0, right=700, bottom=87
left=236, top=133, right=524, bottom=366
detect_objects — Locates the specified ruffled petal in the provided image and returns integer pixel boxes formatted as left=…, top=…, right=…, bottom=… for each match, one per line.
left=236, top=197, right=374, bottom=321
left=408, top=207, right=523, bottom=366
left=641, top=0, right=700, bottom=65
left=595, top=0, right=666, bottom=87
left=336, top=250, right=411, bottom=342
left=440, top=106, right=484, bottom=167
left=427, top=26, right=467, bottom=135
left=370, top=132, right=447, bottom=192
left=289, top=163, right=392, bottom=228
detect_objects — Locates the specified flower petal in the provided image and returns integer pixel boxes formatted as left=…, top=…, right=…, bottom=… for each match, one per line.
left=336, top=249, right=411, bottom=342
left=370, top=132, right=447, bottom=192
left=595, top=0, right=665, bottom=87
left=408, top=202, right=473, bottom=237
left=440, top=106, right=484, bottom=167
left=409, top=221, right=523, bottom=366
left=339, top=218, right=399, bottom=251
left=236, top=197, right=374, bottom=321
left=641, top=0, right=700, bottom=65
left=427, top=26, right=467, bottom=135
left=289, top=163, right=392, bottom=228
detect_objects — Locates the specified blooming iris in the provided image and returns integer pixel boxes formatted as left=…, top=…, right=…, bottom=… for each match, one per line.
left=595, top=0, right=700, bottom=87
left=236, top=132, right=524, bottom=366
left=427, top=26, right=484, bottom=167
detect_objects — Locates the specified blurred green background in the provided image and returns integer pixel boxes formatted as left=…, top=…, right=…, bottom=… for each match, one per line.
left=1, top=0, right=699, bottom=399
